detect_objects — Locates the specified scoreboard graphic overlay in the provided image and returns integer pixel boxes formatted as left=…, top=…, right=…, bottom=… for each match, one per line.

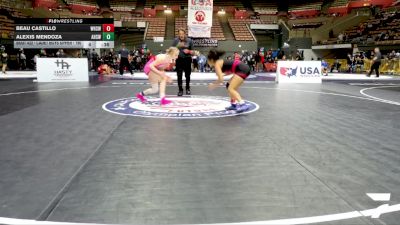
left=14, top=18, right=114, bottom=49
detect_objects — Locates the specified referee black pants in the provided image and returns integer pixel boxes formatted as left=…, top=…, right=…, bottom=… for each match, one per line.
left=119, top=57, right=133, bottom=75
left=368, top=62, right=381, bottom=77
left=176, top=57, right=192, bottom=91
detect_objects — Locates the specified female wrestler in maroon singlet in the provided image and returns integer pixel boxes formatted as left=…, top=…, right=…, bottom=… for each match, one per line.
left=207, top=50, right=251, bottom=113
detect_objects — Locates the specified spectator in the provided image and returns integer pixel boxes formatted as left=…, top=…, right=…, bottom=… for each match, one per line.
left=234, top=52, right=241, bottom=61
left=329, top=29, right=334, bottom=38
left=321, top=59, right=329, bottom=76
left=105, top=49, right=116, bottom=68
left=258, top=50, right=265, bottom=71
left=338, top=33, right=344, bottom=43
left=197, top=52, right=207, bottom=72
left=56, top=49, right=66, bottom=58
left=1, top=46, right=8, bottom=74
left=18, top=49, right=26, bottom=70
left=331, top=58, right=341, bottom=72
left=355, top=53, right=365, bottom=73
left=247, top=52, right=256, bottom=72
left=90, top=49, right=100, bottom=71
left=192, top=53, right=198, bottom=72
left=39, top=49, right=47, bottom=57
left=295, top=50, right=302, bottom=61
left=388, top=50, right=396, bottom=75
left=254, top=51, right=261, bottom=72
left=33, top=54, right=39, bottom=70
left=346, top=53, right=354, bottom=73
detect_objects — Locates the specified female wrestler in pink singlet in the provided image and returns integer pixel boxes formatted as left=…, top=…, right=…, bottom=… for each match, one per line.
left=136, top=47, right=179, bottom=105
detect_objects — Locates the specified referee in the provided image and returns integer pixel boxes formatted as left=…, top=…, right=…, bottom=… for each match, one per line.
left=172, top=29, right=193, bottom=96
left=118, top=43, right=133, bottom=76
left=367, top=47, right=381, bottom=78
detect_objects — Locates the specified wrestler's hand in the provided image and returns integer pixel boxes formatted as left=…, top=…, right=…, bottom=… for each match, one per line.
left=166, top=76, right=173, bottom=84
left=208, top=82, right=221, bottom=90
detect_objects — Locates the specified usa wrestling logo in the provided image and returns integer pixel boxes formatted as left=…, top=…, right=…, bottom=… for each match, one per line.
left=102, top=96, right=259, bottom=119
left=280, top=66, right=298, bottom=78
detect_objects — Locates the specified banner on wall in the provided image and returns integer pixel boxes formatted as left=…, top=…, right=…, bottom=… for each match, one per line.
left=188, top=26, right=211, bottom=38
left=188, top=0, right=213, bottom=38
left=276, top=61, right=322, bottom=83
left=192, top=38, right=218, bottom=47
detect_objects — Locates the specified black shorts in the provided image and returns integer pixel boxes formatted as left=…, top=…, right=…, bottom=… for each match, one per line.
left=234, top=63, right=251, bottom=79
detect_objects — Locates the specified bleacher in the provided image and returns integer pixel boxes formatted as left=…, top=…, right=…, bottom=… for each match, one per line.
left=144, top=0, right=156, bottom=8
left=0, top=15, right=15, bottom=39
left=64, top=0, right=99, bottom=14
left=122, top=17, right=166, bottom=40
left=145, top=0, right=188, bottom=8
left=65, top=0, right=98, bottom=7
left=331, top=0, right=349, bottom=7
left=229, top=18, right=280, bottom=41
left=175, top=17, right=226, bottom=41
left=214, top=0, right=245, bottom=12
left=110, top=0, right=137, bottom=11
left=228, top=19, right=254, bottom=41
left=344, top=11, right=400, bottom=45
left=0, top=0, right=29, bottom=39
left=291, top=22, right=323, bottom=29
left=327, top=0, right=349, bottom=15
left=144, top=0, right=188, bottom=9
left=288, top=1, right=323, bottom=17
left=250, top=1, right=278, bottom=15
left=289, top=1, right=323, bottom=11
left=146, top=18, right=166, bottom=40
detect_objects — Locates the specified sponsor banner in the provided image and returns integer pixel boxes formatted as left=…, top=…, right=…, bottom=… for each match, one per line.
left=312, top=44, right=352, bottom=50
left=250, top=24, right=279, bottom=30
left=188, top=0, right=213, bottom=38
left=102, top=96, right=259, bottom=119
left=276, top=61, right=322, bottom=83
left=153, top=36, right=164, bottom=42
left=37, top=58, right=89, bottom=82
left=192, top=38, right=218, bottom=47
left=188, top=26, right=211, bottom=38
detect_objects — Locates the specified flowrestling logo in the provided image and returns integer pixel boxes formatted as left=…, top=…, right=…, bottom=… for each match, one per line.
left=102, top=96, right=259, bottom=119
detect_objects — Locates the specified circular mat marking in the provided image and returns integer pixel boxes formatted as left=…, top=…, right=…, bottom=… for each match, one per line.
left=102, top=95, right=259, bottom=119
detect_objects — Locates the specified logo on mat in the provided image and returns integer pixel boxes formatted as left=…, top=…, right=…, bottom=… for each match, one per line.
left=102, top=96, right=259, bottom=119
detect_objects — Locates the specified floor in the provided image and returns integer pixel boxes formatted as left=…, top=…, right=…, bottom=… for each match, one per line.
left=0, top=76, right=400, bottom=225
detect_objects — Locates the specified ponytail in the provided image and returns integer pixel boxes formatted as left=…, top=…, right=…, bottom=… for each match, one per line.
left=207, top=49, right=225, bottom=61
left=166, top=47, right=179, bottom=56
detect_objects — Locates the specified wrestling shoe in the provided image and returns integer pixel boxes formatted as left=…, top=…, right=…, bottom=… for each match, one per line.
left=160, top=97, right=172, bottom=105
left=236, top=104, right=250, bottom=113
left=225, top=104, right=237, bottom=110
left=136, top=92, right=147, bottom=103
